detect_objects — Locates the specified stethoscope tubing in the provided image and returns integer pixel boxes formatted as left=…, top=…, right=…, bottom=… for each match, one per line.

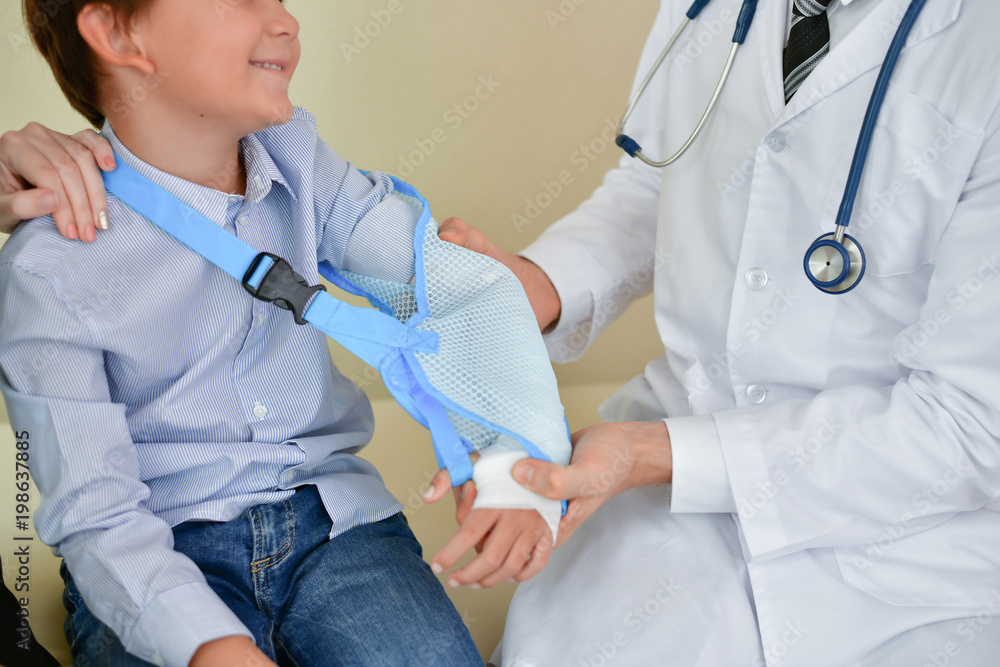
left=616, top=0, right=929, bottom=294
left=616, top=0, right=758, bottom=168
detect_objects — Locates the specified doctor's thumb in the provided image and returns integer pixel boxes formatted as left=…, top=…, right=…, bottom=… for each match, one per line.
left=512, top=460, right=567, bottom=500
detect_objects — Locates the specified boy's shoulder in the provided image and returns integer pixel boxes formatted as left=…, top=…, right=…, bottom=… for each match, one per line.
left=0, top=193, right=157, bottom=291
left=0, top=214, right=81, bottom=280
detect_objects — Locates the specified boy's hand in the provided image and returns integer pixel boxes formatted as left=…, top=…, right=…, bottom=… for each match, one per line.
left=430, top=507, right=553, bottom=589
left=438, top=217, right=561, bottom=332
left=189, top=635, right=278, bottom=667
left=0, top=124, right=114, bottom=241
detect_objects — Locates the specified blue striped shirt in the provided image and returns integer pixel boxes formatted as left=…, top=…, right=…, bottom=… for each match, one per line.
left=0, top=108, right=421, bottom=667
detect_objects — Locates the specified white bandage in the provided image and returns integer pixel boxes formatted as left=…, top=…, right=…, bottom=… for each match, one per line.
left=471, top=435, right=562, bottom=545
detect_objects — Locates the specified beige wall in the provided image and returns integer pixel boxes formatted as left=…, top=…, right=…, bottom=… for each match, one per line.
left=0, top=0, right=664, bottom=661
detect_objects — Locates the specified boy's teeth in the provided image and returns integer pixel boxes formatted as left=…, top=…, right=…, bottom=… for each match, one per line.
left=252, top=62, right=283, bottom=71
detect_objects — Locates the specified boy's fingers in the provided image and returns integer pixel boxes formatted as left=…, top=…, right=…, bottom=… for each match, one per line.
left=422, top=468, right=452, bottom=504
left=430, top=511, right=495, bottom=575
left=474, top=530, right=540, bottom=588
left=513, top=532, right=554, bottom=582
left=454, top=481, right=477, bottom=525
left=448, top=518, right=521, bottom=587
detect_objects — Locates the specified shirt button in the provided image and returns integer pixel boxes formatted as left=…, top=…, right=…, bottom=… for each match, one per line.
left=253, top=402, right=268, bottom=419
left=745, top=268, right=769, bottom=289
left=255, top=310, right=266, bottom=326
left=746, top=384, right=767, bottom=405
left=766, top=132, right=788, bottom=153
left=227, top=194, right=242, bottom=204
left=237, top=216, right=249, bottom=227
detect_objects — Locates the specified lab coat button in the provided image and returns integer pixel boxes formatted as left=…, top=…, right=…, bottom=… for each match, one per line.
left=766, top=132, right=788, bottom=153
left=745, top=268, right=768, bottom=289
left=253, top=402, right=268, bottom=419
left=746, top=384, right=767, bottom=404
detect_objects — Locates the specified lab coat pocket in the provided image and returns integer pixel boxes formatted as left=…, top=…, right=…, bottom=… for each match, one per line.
left=833, top=510, right=1000, bottom=609
left=847, top=85, right=984, bottom=277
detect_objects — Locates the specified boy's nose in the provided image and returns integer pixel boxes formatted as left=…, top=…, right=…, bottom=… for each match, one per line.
left=270, top=3, right=300, bottom=40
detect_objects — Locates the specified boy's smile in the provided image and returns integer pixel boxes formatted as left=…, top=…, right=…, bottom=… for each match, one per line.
left=131, top=0, right=301, bottom=136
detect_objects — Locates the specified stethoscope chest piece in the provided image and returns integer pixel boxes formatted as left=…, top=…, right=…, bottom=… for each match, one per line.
left=804, top=232, right=866, bottom=294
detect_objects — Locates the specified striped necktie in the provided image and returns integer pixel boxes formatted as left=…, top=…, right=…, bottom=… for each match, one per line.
left=783, top=0, right=834, bottom=102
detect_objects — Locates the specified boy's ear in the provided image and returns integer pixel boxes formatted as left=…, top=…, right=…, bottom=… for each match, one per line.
left=77, top=3, right=155, bottom=76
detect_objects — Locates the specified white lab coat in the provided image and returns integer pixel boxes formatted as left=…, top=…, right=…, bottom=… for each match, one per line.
left=499, top=0, right=1000, bottom=665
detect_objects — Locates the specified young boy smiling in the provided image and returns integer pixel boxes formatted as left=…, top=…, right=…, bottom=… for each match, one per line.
left=0, top=0, right=554, bottom=665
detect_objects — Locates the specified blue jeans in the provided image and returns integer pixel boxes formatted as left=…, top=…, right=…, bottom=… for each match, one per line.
left=62, top=485, right=482, bottom=666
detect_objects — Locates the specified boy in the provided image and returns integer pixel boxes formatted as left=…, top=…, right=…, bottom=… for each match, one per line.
left=0, top=0, right=552, bottom=665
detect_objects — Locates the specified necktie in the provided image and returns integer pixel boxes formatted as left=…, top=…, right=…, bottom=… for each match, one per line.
left=783, top=0, right=834, bottom=102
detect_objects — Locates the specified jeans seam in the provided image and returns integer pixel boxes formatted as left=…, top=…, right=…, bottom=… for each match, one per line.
left=274, top=632, right=304, bottom=667
left=251, top=499, right=296, bottom=619
left=251, top=499, right=295, bottom=571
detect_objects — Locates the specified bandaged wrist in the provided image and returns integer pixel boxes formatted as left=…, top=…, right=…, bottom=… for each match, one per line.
left=471, top=435, right=562, bottom=545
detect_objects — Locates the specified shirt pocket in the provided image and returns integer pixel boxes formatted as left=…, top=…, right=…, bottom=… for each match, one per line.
left=836, top=84, right=983, bottom=278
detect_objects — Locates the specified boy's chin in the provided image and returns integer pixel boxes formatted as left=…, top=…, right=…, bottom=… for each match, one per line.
left=255, top=101, right=295, bottom=130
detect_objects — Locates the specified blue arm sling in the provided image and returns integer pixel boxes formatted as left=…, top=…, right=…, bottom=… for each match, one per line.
left=102, top=161, right=572, bottom=497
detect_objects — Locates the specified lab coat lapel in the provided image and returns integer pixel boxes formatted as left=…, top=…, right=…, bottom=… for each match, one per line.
left=776, top=0, right=962, bottom=125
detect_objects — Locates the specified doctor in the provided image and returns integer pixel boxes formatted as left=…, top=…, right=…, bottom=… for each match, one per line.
left=430, top=0, right=1000, bottom=664
left=2, top=0, right=999, bottom=665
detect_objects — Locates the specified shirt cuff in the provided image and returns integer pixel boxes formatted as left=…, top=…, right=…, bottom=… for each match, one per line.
left=128, top=582, right=254, bottom=667
left=666, top=415, right=737, bottom=514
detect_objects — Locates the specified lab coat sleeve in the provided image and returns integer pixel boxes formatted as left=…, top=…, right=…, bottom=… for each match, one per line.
left=519, top=2, right=677, bottom=364
left=677, top=109, right=1000, bottom=561
left=0, top=265, right=252, bottom=667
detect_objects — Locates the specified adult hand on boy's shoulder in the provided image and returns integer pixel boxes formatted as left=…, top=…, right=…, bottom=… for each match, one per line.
left=0, top=124, right=114, bottom=241
left=190, top=635, right=278, bottom=667
left=438, top=217, right=562, bottom=332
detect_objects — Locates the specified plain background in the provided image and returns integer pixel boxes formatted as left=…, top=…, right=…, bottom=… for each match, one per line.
left=0, top=0, right=664, bottom=661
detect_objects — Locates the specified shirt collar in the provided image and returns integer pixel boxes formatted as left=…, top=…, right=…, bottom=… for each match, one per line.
left=101, top=122, right=297, bottom=225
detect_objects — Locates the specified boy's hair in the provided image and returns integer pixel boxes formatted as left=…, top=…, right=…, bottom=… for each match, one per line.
left=24, top=0, right=147, bottom=128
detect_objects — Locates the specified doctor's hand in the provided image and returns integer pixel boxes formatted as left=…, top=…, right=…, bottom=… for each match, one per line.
left=512, top=421, right=672, bottom=548
left=438, top=217, right=562, bottom=332
left=0, top=124, right=114, bottom=241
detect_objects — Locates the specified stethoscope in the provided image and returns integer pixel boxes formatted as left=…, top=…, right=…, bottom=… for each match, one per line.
left=616, top=0, right=929, bottom=294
